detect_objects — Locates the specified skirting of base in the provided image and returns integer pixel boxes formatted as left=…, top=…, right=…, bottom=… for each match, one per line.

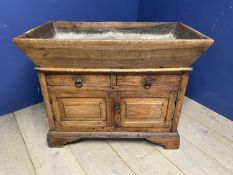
left=47, top=131, right=180, bottom=149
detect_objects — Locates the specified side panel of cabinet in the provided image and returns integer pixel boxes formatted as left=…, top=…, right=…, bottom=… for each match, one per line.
left=113, top=91, right=177, bottom=128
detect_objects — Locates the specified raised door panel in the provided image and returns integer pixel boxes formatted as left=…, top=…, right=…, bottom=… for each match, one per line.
left=50, top=90, right=109, bottom=128
left=58, top=98, right=106, bottom=121
left=114, top=91, right=177, bottom=128
left=120, top=98, right=168, bottom=127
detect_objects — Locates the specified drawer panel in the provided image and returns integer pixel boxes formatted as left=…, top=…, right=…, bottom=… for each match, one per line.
left=47, top=74, right=110, bottom=87
left=116, top=74, right=181, bottom=87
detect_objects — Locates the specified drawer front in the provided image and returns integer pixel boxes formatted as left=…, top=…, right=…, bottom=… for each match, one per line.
left=116, top=74, right=181, bottom=88
left=47, top=74, right=110, bottom=87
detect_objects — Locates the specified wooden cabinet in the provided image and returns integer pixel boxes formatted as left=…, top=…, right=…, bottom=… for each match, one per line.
left=47, top=73, right=180, bottom=129
left=37, top=70, right=189, bottom=149
left=14, top=21, right=213, bottom=149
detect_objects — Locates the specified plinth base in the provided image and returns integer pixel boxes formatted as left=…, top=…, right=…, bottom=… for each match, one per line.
left=47, top=131, right=180, bottom=149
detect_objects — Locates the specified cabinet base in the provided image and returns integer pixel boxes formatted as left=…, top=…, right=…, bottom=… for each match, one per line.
left=47, top=131, right=180, bottom=149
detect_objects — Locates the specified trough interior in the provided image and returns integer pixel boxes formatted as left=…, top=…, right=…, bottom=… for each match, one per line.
left=17, top=21, right=209, bottom=40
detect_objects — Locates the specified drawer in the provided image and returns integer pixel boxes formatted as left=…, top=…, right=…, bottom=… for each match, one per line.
left=46, top=74, right=110, bottom=87
left=116, top=74, right=181, bottom=88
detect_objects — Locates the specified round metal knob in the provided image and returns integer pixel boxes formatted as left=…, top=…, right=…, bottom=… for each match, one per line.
left=75, top=77, right=83, bottom=88
left=144, top=78, right=152, bottom=89
left=114, top=103, right=120, bottom=113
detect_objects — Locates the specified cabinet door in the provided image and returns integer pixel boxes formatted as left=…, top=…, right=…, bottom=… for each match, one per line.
left=113, top=91, right=177, bottom=128
left=49, top=90, right=110, bottom=128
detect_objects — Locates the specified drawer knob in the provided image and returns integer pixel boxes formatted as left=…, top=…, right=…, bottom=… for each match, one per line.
left=75, top=77, right=83, bottom=88
left=114, top=103, right=120, bottom=113
left=144, top=78, right=152, bottom=89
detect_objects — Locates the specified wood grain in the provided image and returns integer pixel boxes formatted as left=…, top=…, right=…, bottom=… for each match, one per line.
left=36, top=67, right=193, bottom=73
left=172, top=72, right=189, bottom=131
left=14, top=103, right=85, bottom=175
left=116, top=74, right=181, bottom=86
left=0, top=114, right=36, bottom=175
left=38, top=72, right=55, bottom=129
left=44, top=72, right=182, bottom=146
left=156, top=137, right=232, bottom=175
left=13, top=21, right=214, bottom=148
left=47, top=74, right=110, bottom=87
left=13, top=22, right=213, bottom=69
left=183, top=97, right=233, bottom=143
left=120, top=98, right=168, bottom=127
left=50, top=90, right=108, bottom=128
left=2, top=95, right=233, bottom=174
left=69, top=140, right=135, bottom=175
left=179, top=113, right=233, bottom=172
left=108, top=139, right=184, bottom=175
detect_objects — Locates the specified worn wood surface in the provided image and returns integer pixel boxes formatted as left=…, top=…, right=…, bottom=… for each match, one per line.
left=25, top=59, right=188, bottom=148
left=157, top=137, right=232, bottom=175
left=107, top=140, right=184, bottom=175
left=116, top=74, right=181, bottom=86
left=1, top=97, right=233, bottom=175
left=13, top=22, right=213, bottom=148
left=47, top=130, right=180, bottom=148
left=47, top=74, right=110, bottom=87
left=14, top=104, right=85, bottom=175
left=13, top=22, right=213, bottom=68
left=183, top=97, right=233, bottom=143
left=179, top=112, right=233, bottom=172
left=172, top=72, right=189, bottom=131
left=146, top=135, right=180, bottom=149
left=42, top=71, right=183, bottom=146
left=60, top=98, right=106, bottom=120
left=117, top=93, right=173, bottom=128
left=50, top=90, right=108, bottom=128
left=35, top=67, right=193, bottom=73
left=0, top=114, right=36, bottom=175
left=38, top=72, right=55, bottom=129
left=70, top=140, right=135, bottom=175
left=120, top=98, right=168, bottom=125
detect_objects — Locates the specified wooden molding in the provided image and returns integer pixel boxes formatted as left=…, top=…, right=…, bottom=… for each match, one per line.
left=35, top=67, right=193, bottom=73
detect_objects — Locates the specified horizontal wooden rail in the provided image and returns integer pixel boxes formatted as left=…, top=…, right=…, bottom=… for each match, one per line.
left=35, top=67, right=193, bottom=73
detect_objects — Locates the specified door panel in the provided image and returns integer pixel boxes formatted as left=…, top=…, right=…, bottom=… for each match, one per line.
left=121, top=98, right=168, bottom=119
left=50, top=90, right=108, bottom=128
left=114, top=91, right=177, bottom=128
left=59, top=98, right=106, bottom=121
